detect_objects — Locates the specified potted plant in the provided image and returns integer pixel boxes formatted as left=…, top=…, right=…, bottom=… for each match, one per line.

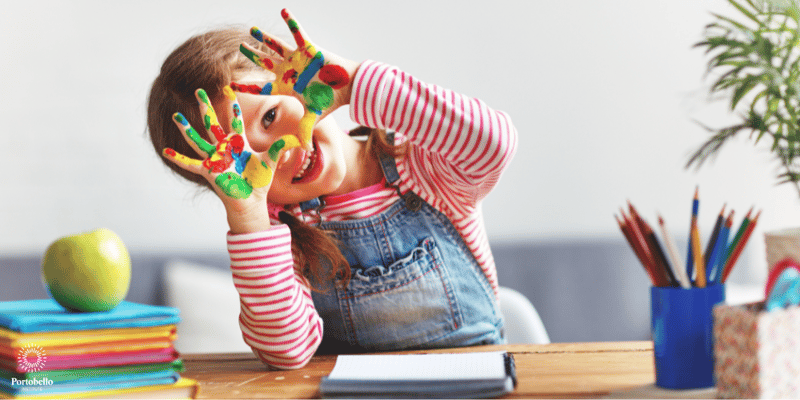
left=688, top=0, right=800, bottom=197
left=689, top=4, right=800, bottom=394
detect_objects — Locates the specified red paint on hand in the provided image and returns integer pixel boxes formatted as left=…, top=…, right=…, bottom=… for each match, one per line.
left=264, top=38, right=284, bottom=58
left=229, top=135, right=244, bottom=154
left=230, top=82, right=263, bottom=95
left=211, top=125, right=226, bottom=142
left=282, top=69, right=297, bottom=85
left=319, top=65, right=350, bottom=89
left=203, top=154, right=233, bottom=173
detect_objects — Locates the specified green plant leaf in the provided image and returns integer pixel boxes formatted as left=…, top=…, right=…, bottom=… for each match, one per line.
left=727, top=0, right=762, bottom=24
left=692, top=0, right=800, bottom=197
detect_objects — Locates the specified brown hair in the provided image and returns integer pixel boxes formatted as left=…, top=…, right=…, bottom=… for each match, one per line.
left=147, top=27, right=405, bottom=289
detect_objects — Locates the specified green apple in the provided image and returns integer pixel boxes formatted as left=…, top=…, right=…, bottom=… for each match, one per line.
left=42, top=228, right=131, bottom=312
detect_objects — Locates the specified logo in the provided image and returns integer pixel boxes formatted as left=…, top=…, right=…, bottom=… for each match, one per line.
left=16, top=345, right=47, bottom=372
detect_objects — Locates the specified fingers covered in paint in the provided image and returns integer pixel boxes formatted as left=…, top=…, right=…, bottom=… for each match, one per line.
left=239, top=42, right=279, bottom=76
left=172, top=112, right=215, bottom=158
left=223, top=86, right=245, bottom=135
left=280, top=8, right=310, bottom=50
left=163, top=87, right=303, bottom=200
left=267, top=134, right=301, bottom=163
left=240, top=134, right=302, bottom=190
left=196, top=89, right=227, bottom=142
left=162, top=146, right=203, bottom=175
left=235, top=9, right=352, bottom=151
left=167, top=110, right=238, bottom=178
left=250, top=25, right=291, bottom=59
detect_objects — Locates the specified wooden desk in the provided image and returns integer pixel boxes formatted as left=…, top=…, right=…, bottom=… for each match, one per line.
left=182, top=341, right=659, bottom=399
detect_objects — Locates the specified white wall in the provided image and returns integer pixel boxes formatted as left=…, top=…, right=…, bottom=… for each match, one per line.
left=1, top=0, right=793, bottom=285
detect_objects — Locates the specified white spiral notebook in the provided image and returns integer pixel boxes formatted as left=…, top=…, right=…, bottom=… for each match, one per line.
left=319, top=351, right=517, bottom=399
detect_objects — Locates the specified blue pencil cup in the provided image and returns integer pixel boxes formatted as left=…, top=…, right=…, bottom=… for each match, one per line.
left=650, top=284, right=725, bottom=389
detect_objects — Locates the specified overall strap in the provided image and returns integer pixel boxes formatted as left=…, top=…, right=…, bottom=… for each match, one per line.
left=299, top=196, right=324, bottom=213
left=379, top=133, right=423, bottom=212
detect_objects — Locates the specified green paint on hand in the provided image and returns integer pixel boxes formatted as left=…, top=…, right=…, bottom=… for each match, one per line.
left=232, top=118, right=243, bottom=135
left=198, top=89, right=211, bottom=106
left=186, top=126, right=216, bottom=156
left=215, top=172, right=253, bottom=199
left=232, top=104, right=244, bottom=134
left=204, top=114, right=213, bottom=131
left=303, top=82, right=334, bottom=113
left=174, top=113, right=189, bottom=126
left=268, top=138, right=288, bottom=162
left=239, top=44, right=265, bottom=69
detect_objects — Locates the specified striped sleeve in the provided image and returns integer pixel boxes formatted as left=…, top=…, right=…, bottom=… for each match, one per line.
left=226, top=225, right=322, bottom=369
left=350, top=60, right=518, bottom=213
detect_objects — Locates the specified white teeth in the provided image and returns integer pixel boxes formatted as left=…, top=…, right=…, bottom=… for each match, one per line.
left=293, top=148, right=315, bottom=180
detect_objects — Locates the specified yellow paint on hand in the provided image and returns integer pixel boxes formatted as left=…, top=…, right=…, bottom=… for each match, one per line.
left=223, top=85, right=236, bottom=100
left=242, top=158, right=273, bottom=188
left=298, top=113, right=317, bottom=147
left=163, top=148, right=202, bottom=167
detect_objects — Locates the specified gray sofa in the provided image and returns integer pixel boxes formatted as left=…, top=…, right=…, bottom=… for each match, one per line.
left=1, top=238, right=661, bottom=343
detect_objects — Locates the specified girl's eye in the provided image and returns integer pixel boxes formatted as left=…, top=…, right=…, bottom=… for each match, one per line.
left=261, top=107, right=277, bottom=130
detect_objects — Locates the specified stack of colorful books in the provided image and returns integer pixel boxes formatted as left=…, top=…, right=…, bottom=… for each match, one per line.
left=0, top=299, right=198, bottom=399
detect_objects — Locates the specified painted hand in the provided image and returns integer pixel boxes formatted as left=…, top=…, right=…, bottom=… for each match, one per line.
left=163, top=87, right=300, bottom=200
left=233, top=8, right=354, bottom=149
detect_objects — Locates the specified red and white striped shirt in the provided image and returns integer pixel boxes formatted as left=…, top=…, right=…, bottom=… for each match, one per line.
left=227, top=60, right=518, bottom=369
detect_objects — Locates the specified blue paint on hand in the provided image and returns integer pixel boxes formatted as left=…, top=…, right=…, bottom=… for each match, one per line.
left=293, top=52, right=324, bottom=94
left=233, top=150, right=252, bottom=175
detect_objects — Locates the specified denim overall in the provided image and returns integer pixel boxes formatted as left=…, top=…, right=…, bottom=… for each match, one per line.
left=300, top=142, right=504, bottom=353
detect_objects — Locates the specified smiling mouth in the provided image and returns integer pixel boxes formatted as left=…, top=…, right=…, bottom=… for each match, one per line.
left=291, top=138, right=322, bottom=184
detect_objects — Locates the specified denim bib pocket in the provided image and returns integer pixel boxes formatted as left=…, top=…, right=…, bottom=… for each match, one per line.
left=339, top=236, right=463, bottom=350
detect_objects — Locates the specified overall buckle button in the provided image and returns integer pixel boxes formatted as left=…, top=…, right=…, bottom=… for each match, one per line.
left=402, top=192, right=423, bottom=212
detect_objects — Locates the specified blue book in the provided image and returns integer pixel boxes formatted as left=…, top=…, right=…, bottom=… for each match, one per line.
left=0, top=370, right=179, bottom=397
left=0, top=300, right=180, bottom=333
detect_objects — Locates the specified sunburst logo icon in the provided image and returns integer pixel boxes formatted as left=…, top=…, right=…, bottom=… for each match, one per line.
left=16, top=345, right=47, bottom=372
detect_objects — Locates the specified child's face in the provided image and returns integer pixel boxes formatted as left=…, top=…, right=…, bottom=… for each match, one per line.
left=215, top=88, right=349, bottom=205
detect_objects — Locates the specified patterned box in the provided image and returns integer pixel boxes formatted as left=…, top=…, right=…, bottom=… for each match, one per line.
left=714, top=302, right=800, bottom=398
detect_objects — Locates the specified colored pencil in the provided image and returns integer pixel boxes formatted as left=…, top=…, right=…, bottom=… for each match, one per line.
left=722, top=210, right=760, bottom=283
left=686, top=187, right=700, bottom=284
left=630, top=205, right=672, bottom=286
left=617, top=191, right=757, bottom=289
left=721, top=208, right=752, bottom=274
left=692, top=220, right=706, bottom=288
left=620, top=207, right=656, bottom=281
left=616, top=214, right=658, bottom=286
left=707, top=211, right=733, bottom=284
left=704, top=204, right=726, bottom=268
left=622, top=209, right=663, bottom=286
left=628, top=203, right=655, bottom=266
left=644, top=222, right=677, bottom=287
left=658, top=215, right=691, bottom=288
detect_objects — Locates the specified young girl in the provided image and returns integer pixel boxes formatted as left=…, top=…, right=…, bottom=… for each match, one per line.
left=148, top=9, right=517, bottom=370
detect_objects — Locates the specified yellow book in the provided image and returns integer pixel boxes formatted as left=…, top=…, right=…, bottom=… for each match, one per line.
left=0, top=326, right=177, bottom=349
